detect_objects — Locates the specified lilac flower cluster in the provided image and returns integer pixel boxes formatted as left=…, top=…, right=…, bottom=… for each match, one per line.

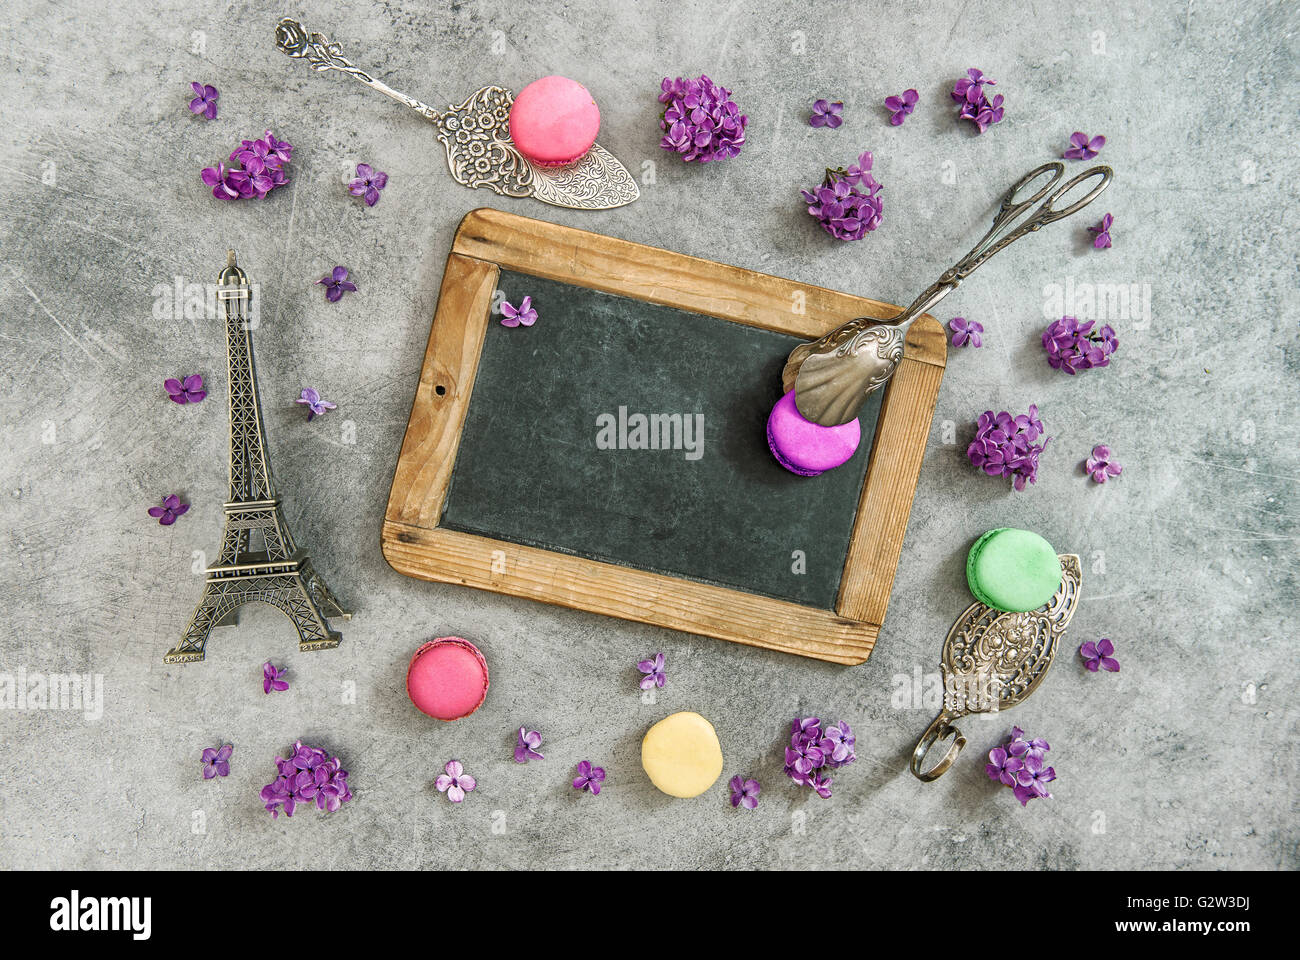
left=986, top=727, right=1055, bottom=806
left=658, top=75, right=748, bottom=163
left=951, top=68, right=1004, bottom=133
left=783, top=716, right=855, bottom=799
left=1041, top=316, right=1118, bottom=374
left=259, top=740, right=353, bottom=818
left=201, top=130, right=294, bottom=201
left=801, top=150, right=884, bottom=242
left=967, top=405, right=1049, bottom=491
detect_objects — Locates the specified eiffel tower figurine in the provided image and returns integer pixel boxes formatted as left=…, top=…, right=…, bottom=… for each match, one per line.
left=164, top=251, right=349, bottom=663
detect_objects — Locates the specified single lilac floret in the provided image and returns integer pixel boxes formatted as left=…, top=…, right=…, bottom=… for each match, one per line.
left=1086, top=444, right=1123, bottom=483
left=884, top=88, right=918, bottom=125
left=148, top=494, right=189, bottom=526
left=1089, top=212, right=1114, bottom=249
left=514, top=727, right=544, bottom=763
left=434, top=760, right=476, bottom=803
left=500, top=295, right=538, bottom=328
left=263, top=661, right=289, bottom=694
left=810, top=99, right=844, bottom=128
left=165, top=374, right=206, bottom=404
left=201, top=744, right=233, bottom=779
left=189, top=82, right=219, bottom=120
left=1080, top=638, right=1120, bottom=672
left=316, top=266, right=357, bottom=303
left=1063, top=131, right=1105, bottom=160
left=729, top=775, right=761, bottom=809
left=948, top=316, right=983, bottom=348
left=637, top=652, right=666, bottom=690
left=296, top=387, right=337, bottom=422
left=348, top=163, right=388, bottom=207
left=573, top=760, right=605, bottom=794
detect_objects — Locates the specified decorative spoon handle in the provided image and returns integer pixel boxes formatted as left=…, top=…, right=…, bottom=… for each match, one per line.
left=274, top=18, right=440, bottom=120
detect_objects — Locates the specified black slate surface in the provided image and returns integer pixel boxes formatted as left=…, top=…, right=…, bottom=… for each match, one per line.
left=439, top=269, right=882, bottom=609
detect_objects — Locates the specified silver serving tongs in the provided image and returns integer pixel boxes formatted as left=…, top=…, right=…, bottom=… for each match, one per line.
left=784, top=162, right=1113, bottom=425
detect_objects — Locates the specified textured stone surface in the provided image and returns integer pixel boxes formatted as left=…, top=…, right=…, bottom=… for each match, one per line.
left=0, top=0, right=1295, bottom=870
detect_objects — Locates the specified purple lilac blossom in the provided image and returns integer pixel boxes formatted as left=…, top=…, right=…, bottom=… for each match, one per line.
left=729, top=775, right=761, bottom=809
left=201, top=744, right=233, bottom=778
left=1080, top=638, right=1120, bottom=672
left=1042, top=316, right=1118, bottom=373
left=658, top=75, right=747, bottom=162
left=966, top=406, right=1050, bottom=491
left=884, top=88, right=918, bottom=125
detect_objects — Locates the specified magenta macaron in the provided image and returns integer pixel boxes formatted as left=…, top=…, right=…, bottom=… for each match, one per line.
left=406, top=637, right=489, bottom=721
left=766, top=389, right=862, bottom=476
left=508, top=75, right=601, bottom=167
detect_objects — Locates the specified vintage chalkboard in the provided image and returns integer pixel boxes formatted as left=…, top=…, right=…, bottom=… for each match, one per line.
left=383, top=209, right=946, bottom=664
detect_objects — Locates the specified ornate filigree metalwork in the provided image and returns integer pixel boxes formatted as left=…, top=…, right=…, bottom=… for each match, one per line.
left=274, top=18, right=639, bottom=210
left=909, top=555, right=1081, bottom=781
left=163, top=252, right=349, bottom=664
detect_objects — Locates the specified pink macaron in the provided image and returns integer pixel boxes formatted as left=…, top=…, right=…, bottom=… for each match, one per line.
left=508, top=75, right=601, bottom=167
left=406, top=637, right=489, bottom=721
left=766, top=389, right=862, bottom=476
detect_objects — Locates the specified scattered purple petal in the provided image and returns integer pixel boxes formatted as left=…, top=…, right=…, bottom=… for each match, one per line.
left=1085, top=444, right=1123, bottom=484
left=188, top=82, right=219, bottom=120
left=1080, top=638, right=1120, bottom=673
left=316, top=266, right=357, bottom=303
left=809, top=98, right=844, bottom=128
left=1042, top=316, right=1118, bottom=373
left=1063, top=131, right=1105, bottom=161
left=884, top=88, right=918, bottom=125
left=296, top=387, right=337, bottom=422
left=262, top=661, right=289, bottom=694
left=658, top=75, right=747, bottom=163
left=499, top=295, right=538, bottom=328
left=201, top=743, right=233, bottom=779
left=514, top=727, right=544, bottom=763
left=1088, top=212, right=1114, bottom=249
left=348, top=162, right=389, bottom=207
left=948, top=316, right=983, bottom=348
left=434, top=760, right=476, bottom=803
left=148, top=494, right=190, bottom=526
left=164, top=374, right=206, bottom=404
left=573, top=760, right=605, bottom=795
left=729, top=775, right=761, bottom=810
left=637, top=652, right=666, bottom=690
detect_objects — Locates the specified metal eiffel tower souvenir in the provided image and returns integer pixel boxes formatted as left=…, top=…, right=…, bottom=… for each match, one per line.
left=163, top=252, right=349, bottom=664
left=909, top=555, right=1081, bottom=781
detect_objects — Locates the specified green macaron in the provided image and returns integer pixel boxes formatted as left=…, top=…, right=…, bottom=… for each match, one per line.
left=965, top=528, right=1063, bottom=612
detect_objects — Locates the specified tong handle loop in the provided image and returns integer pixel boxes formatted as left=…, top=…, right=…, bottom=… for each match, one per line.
left=910, top=711, right=967, bottom=782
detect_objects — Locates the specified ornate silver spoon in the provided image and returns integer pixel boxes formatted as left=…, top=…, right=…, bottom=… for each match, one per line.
left=273, top=18, right=640, bottom=211
left=910, top=554, right=1081, bottom=781
left=784, top=162, right=1112, bottom=425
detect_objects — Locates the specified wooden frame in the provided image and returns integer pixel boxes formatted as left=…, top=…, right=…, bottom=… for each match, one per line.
left=383, top=209, right=945, bottom=665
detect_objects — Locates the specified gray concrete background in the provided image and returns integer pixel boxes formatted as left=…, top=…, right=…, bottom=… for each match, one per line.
left=1, top=0, right=1296, bottom=870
